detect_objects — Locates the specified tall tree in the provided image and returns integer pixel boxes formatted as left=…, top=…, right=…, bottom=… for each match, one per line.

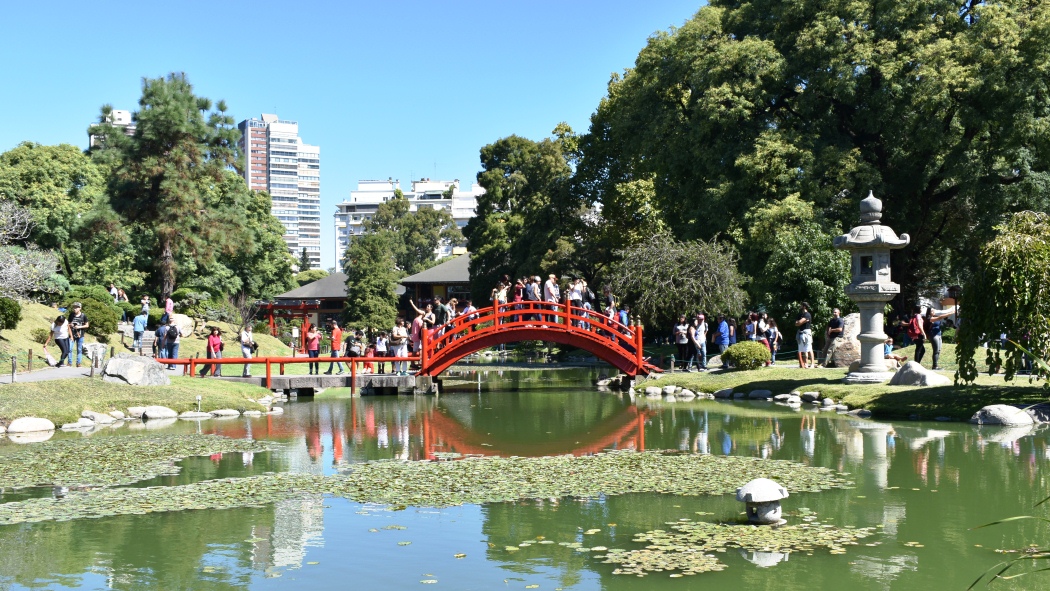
left=299, top=247, right=311, bottom=271
left=366, top=189, right=463, bottom=275
left=89, top=72, right=247, bottom=298
left=465, top=127, right=580, bottom=298
left=343, top=232, right=399, bottom=332
left=578, top=0, right=1050, bottom=301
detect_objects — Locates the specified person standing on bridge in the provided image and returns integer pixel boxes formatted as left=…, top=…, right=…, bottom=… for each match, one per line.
left=544, top=274, right=560, bottom=325
left=240, top=325, right=254, bottom=377
left=324, top=320, right=345, bottom=375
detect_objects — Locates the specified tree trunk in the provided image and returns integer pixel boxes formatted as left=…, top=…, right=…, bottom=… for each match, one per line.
left=159, top=236, right=175, bottom=300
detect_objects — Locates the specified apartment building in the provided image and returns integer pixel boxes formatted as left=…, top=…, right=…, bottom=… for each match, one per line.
left=237, top=114, right=322, bottom=269
left=334, top=178, right=483, bottom=264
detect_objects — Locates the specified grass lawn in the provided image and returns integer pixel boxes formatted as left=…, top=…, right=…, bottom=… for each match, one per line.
left=645, top=365, right=1048, bottom=421
left=0, top=376, right=269, bottom=426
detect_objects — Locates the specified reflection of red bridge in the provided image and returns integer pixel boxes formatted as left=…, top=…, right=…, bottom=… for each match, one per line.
left=417, top=302, right=662, bottom=377
left=417, top=405, right=650, bottom=460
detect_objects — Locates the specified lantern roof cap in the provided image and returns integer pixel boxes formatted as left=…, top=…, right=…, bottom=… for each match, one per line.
left=736, top=478, right=789, bottom=503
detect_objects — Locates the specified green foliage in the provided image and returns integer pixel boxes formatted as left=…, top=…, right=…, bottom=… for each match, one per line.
left=465, top=129, right=580, bottom=298
left=607, top=231, right=748, bottom=330
left=0, top=297, right=20, bottom=334
left=576, top=0, right=1050, bottom=297
left=72, top=299, right=118, bottom=338
left=957, top=211, right=1050, bottom=384
left=147, top=307, right=164, bottom=329
left=295, top=269, right=328, bottom=286
left=343, top=232, right=399, bottom=332
left=941, top=327, right=957, bottom=345
left=721, top=341, right=771, bottom=371
left=30, top=327, right=49, bottom=344
left=299, top=247, right=311, bottom=271
left=116, top=301, right=138, bottom=320
left=64, top=285, right=116, bottom=308
left=366, top=189, right=463, bottom=276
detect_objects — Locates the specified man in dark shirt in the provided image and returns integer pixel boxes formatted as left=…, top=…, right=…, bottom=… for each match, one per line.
left=68, top=302, right=90, bottom=367
left=824, top=308, right=843, bottom=364
left=795, top=302, right=813, bottom=369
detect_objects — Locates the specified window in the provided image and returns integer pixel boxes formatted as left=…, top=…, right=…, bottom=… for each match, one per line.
left=860, top=256, right=874, bottom=275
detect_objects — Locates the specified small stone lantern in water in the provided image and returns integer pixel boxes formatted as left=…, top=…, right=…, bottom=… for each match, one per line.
left=736, top=478, right=789, bottom=525
left=833, top=191, right=910, bottom=384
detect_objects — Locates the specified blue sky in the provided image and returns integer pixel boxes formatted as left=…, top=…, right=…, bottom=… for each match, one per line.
left=0, top=1, right=701, bottom=269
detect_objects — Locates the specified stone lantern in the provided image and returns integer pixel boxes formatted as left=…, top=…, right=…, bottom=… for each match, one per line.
left=833, top=191, right=910, bottom=384
left=736, top=478, right=789, bottom=525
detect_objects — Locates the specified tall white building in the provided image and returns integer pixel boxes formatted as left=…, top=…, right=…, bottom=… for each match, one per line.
left=237, top=114, right=322, bottom=269
left=334, top=178, right=483, bottom=264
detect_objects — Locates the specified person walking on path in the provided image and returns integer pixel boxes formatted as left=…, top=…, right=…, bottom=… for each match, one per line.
left=240, top=325, right=255, bottom=377
left=68, top=302, right=89, bottom=368
left=823, top=308, right=843, bottom=363
left=306, top=324, right=321, bottom=375
left=163, top=318, right=180, bottom=369
left=132, top=311, right=148, bottom=352
left=45, top=315, right=71, bottom=368
left=204, top=327, right=223, bottom=376
left=391, top=318, right=409, bottom=375
left=795, top=302, right=814, bottom=369
left=694, top=314, right=709, bottom=370
left=324, top=320, right=345, bottom=375
left=140, top=295, right=150, bottom=315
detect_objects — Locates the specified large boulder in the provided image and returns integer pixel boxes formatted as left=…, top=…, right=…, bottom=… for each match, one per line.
left=7, top=417, right=56, bottom=434
left=171, top=313, right=194, bottom=337
left=102, top=354, right=170, bottom=386
left=142, top=406, right=178, bottom=420
left=825, top=313, right=861, bottom=368
left=970, top=404, right=1036, bottom=426
left=888, top=361, right=952, bottom=387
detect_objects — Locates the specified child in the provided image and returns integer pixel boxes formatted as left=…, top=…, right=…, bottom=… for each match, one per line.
left=363, top=343, right=375, bottom=373
left=375, top=331, right=388, bottom=374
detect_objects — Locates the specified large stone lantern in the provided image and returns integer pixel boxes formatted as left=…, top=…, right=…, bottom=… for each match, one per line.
left=833, top=192, right=910, bottom=384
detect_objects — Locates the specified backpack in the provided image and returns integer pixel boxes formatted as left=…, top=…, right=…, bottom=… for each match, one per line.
left=155, top=325, right=168, bottom=341
left=908, top=316, right=923, bottom=339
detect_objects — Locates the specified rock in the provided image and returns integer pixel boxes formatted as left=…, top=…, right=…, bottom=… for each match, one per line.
left=678, top=389, right=696, bottom=400
left=242, top=410, right=263, bottom=417
left=970, top=404, right=1036, bottom=426
left=801, top=392, right=820, bottom=403
left=663, top=386, right=677, bottom=396
left=822, top=398, right=836, bottom=406
left=127, top=406, right=146, bottom=419
left=888, top=361, right=952, bottom=387
left=7, top=417, right=56, bottom=434
left=773, top=394, right=793, bottom=401
left=714, top=388, right=733, bottom=399
left=825, top=312, right=861, bottom=367
left=644, top=386, right=662, bottom=397
left=102, top=354, right=170, bottom=387
left=61, top=418, right=96, bottom=430
left=267, top=406, right=284, bottom=415
left=142, top=406, right=178, bottom=420
left=733, top=391, right=747, bottom=399
left=108, top=410, right=125, bottom=420
left=171, top=313, right=194, bottom=337
left=785, top=395, right=802, bottom=405
left=210, top=409, right=240, bottom=417
left=84, top=343, right=109, bottom=363
left=82, top=410, right=116, bottom=425
left=179, top=411, right=213, bottom=420
left=257, top=396, right=273, bottom=405
left=749, top=389, right=773, bottom=400
left=848, top=409, right=873, bottom=418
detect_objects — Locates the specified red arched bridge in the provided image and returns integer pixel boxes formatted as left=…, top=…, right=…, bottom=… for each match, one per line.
left=417, top=301, right=661, bottom=377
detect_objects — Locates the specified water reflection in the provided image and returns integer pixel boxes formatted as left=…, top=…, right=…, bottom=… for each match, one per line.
left=4, top=370, right=1050, bottom=590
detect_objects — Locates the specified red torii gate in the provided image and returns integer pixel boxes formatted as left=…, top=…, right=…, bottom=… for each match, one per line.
left=417, top=301, right=661, bottom=377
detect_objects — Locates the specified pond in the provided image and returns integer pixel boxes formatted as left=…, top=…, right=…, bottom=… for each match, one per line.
left=1, top=367, right=1048, bottom=590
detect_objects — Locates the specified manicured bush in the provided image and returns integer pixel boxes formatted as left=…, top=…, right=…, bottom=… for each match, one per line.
left=0, top=297, right=21, bottom=335
left=941, top=327, right=956, bottom=344
left=148, top=307, right=164, bottom=329
left=721, top=341, right=771, bottom=370
left=64, top=285, right=117, bottom=308
left=31, top=327, right=50, bottom=344
left=117, top=301, right=140, bottom=321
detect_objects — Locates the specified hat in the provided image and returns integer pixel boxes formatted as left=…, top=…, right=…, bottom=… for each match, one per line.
left=533, top=276, right=541, bottom=282
left=73, top=302, right=82, bottom=308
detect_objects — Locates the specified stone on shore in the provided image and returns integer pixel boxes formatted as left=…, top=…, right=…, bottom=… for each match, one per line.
left=179, top=411, right=213, bottom=420
left=677, top=389, right=696, bottom=400
left=82, top=410, right=116, bottom=425
left=108, top=410, right=126, bottom=420
left=970, top=404, right=1036, bottom=426
left=749, top=389, right=773, bottom=400
left=822, top=398, right=836, bottom=406
left=785, top=395, right=802, bottom=405
left=210, top=409, right=241, bottom=417
left=773, top=393, right=793, bottom=401
left=848, top=409, right=873, bottom=418
left=142, top=406, right=178, bottom=420
left=644, top=386, right=662, bottom=398
left=888, top=361, right=952, bottom=387
left=7, top=417, right=56, bottom=434
left=102, top=354, right=170, bottom=387
left=242, top=410, right=263, bottom=417
left=825, top=313, right=861, bottom=367
left=61, top=418, right=96, bottom=430
left=127, top=406, right=146, bottom=419
left=801, top=392, right=820, bottom=403
left=663, top=385, right=678, bottom=395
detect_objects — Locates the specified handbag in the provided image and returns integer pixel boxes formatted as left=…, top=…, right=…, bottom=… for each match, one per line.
left=43, top=345, right=57, bottom=367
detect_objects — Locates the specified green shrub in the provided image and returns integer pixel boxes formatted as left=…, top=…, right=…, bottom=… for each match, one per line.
left=721, top=341, right=770, bottom=370
left=64, top=285, right=116, bottom=307
left=0, top=297, right=21, bottom=334
left=117, top=301, right=139, bottom=320
left=31, top=327, right=50, bottom=344
left=941, top=327, right=957, bottom=344
left=148, top=308, right=164, bottom=329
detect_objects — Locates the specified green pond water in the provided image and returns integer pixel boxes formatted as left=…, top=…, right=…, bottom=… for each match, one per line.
left=1, top=367, right=1050, bottom=590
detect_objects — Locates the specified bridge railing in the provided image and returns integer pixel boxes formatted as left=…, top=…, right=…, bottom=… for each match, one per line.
left=419, top=301, right=647, bottom=373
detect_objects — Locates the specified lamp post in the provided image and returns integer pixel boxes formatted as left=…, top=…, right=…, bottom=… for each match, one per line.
left=833, top=191, right=910, bottom=384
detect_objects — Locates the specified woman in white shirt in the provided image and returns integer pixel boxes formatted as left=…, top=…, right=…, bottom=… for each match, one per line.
left=390, top=318, right=409, bottom=375
left=46, top=315, right=71, bottom=367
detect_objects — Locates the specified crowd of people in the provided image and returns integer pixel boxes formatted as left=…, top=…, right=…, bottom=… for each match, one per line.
left=672, top=309, right=785, bottom=371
